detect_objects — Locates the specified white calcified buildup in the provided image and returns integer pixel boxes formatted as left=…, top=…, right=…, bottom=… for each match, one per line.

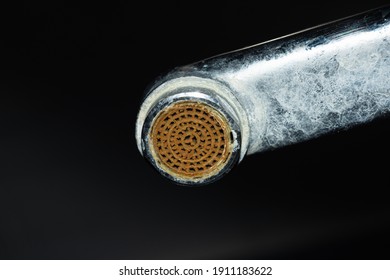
left=136, top=8, right=390, bottom=184
left=217, top=23, right=390, bottom=154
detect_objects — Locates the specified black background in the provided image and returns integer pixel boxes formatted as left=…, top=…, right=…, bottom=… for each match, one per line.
left=0, top=1, right=389, bottom=259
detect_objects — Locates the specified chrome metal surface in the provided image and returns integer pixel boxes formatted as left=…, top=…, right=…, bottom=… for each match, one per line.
left=136, top=6, right=390, bottom=185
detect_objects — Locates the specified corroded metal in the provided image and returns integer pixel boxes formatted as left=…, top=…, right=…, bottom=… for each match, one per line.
left=136, top=6, right=390, bottom=185
left=150, top=101, right=233, bottom=181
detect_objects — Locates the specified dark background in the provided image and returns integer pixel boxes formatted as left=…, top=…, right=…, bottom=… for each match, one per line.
left=0, top=1, right=389, bottom=259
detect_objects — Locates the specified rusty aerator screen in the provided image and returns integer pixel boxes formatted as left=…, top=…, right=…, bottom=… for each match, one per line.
left=149, top=101, right=233, bottom=182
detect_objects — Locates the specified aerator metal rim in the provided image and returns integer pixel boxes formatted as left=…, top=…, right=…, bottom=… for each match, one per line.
left=141, top=92, right=241, bottom=186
